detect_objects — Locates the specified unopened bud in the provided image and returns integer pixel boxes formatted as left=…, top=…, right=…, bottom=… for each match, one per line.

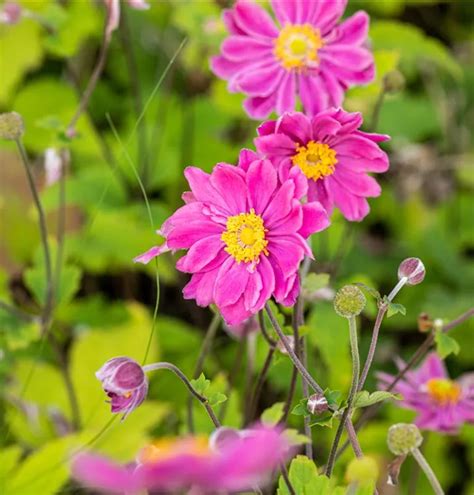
left=277, top=335, right=295, bottom=355
left=398, top=258, right=425, bottom=286
left=346, top=456, right=379, bottom=485
left=0, top=112, right=24, bottom=140
left=417, top=313, right=433, bottom=333
left=334, top=285, right=366, bottom=318
left=307, top=393, right=328, bottom=415
left=383, top=70, right=405, bottom=94
left=209, top=427, right=241, bottom=452
left=387, top=423, right=422, bottom=456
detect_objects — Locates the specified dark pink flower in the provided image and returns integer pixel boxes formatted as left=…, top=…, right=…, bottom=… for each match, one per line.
left=72, top=425, right=290, bottom=493
left=135, top=150, right=329, bottom=325
left=96, top=357, right=148, bottom=419
left=211, top=0, right=374, bottom=119
left=378, top=353, right=474, bottom=434
left=255, top=109, right=389, bottom=221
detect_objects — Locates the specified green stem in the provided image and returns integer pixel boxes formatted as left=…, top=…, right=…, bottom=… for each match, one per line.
left=412, top=448, right=444, bottom=495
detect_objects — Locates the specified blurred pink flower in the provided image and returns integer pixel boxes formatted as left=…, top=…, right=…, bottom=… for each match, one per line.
left=378, top=352, right=474, bottom=434
left=255, top=109, right=389, bottom=221
left=96, top=357, right=148, bottom=419
left=44, top=148, right=63, bottom=186
left=0, top=2, right=22, bottom=24
left=225, top=315, right=259, bottom=339
left=72, top=425, right=289, bottom=493
left=104, top=0, right=149, bottom=37
left=211, top=0, right=374, bottom=119
left=135, top=150, right=329, bottom=325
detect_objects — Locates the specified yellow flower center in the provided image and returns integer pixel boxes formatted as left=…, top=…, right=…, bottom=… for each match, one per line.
left=274, top=24, right=323, bottom=71
left=292, top=141, right=338, bottom=181
left=139, top=436, right=210, bottom=464
left=425, top=378, right=461, bottom=405
left=221, top=209, right=269, bottom=264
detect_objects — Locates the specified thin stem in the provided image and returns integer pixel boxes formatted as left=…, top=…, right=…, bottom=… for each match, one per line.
left=326, top=316, right=361, bottom=477
left=358, top=303, right=387, bottom=392
left=280, top=463, right=296, bottom=495
left=0, top=300, right=37, bottom=322
left=143, top=362, right=220, bottom=429
left=258, top=310, right=276, bottom=347
left=412, top=448, right=444, bottom=495
left=66, top=21, right=112, bottom=137
left=265, top=303, right=324, bottom=395
left=345, top=420, right=363, bottom=458
left=387, top=277, right=407, bottom=302
left=301, top=337, right=313, bottom=459
left=281, top=315, right=301, bottom=425
left=16, top=139, right=53, bottom=329
left=369, top=87, right=386, bottom=133
left=54, top=150, right=68, bottom=302
left=247, top=347, right=275, bottom=424
left=244, top=331, right=256, bottom=423
left=187, top=314, right=221, bottom=432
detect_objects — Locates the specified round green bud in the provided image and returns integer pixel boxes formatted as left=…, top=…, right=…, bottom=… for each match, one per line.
left=346, top=456, right=379, bottom=485
left=383, top=70, right=405, bottom=93
left=0, top=112, right=24, bottom=140
left=333, top=285, right=366, bottom=318
left=387, top=423, right=423, bottom=456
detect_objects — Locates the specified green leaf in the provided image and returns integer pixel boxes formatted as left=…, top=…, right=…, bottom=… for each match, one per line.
left=207, top=391, right=227, bottom=407
left=386, top=301, right=407, bottom=318
left=190, top=373, right=211, bottom=396
left=303, top=273, right=330, bottom=293
left=261, top=402, right=285, bottom=426
left=354, top=283, right=381, bottom=302
left=325, top=389, right=342, bottom=409
left=434, top=332, right=460, bottom=359
left=309, top=413, right=335, bottom=429
left=278, top=455, right=331, bottom=495
left=354, top=390, right=402, bottom=408
left=283, top=429, right=311, bottom=447
left=291, top=399, right=309, bottom=417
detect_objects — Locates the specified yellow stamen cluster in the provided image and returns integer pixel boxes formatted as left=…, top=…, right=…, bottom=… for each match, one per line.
left=292, top=140, right=338, bottom=181
left=139, top=436, right=210, bottom=464
left=221, top=209, right=269, bottom=264
left=425, top=378, right=461, bottom=405
left=274, top=24, right=323, bottom=71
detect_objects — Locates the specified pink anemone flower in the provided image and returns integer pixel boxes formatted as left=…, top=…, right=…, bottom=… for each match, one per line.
left=211, top=0, right=374, bottom=119
left=72, top=425, right=290, bottom=493
left=378, top=352, right=474, bottom=434
left=255, top=109, right=389, bottom=221
left=134, top=150, right=329, bottom=325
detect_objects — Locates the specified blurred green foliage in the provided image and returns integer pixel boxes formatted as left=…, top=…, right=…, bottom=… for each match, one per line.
left=0, top=0, right=473, bottom=494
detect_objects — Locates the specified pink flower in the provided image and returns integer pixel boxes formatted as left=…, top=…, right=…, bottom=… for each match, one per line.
left=104, top=0, right=149, bottom=37
left=134, top=150, right=329, bottom=325
left=96, top=357, right=148, bottom=419
left=211, top=0, right=374, bottom=119
left=72, top=425, right=290, bottom=493
left=378, top=353, right=474, bottom=434
left=224, top=315, right=259, bottom=339
left=255, top=109, right=389, bottom=221
left=0, top=2, right=22, bottom=24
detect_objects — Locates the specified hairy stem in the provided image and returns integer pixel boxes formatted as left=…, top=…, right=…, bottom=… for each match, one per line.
left=187, top=314, right=221, bottom=432
left=326, top=316, right=361, bottom=477
left=280, top=463, right=296, bottom=495
left=143, top=362, right=220, bottom=429
left=412, top=448, right=444, bottom=495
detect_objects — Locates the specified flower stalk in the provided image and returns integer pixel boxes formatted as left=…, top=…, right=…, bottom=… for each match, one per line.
left=411, top=447, right=444, bottom=495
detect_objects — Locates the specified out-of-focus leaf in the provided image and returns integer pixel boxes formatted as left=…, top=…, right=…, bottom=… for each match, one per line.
left=261, top=402, right=285, bottom=426
left=283, top=429, right=310, bottom=447
left=434, top=332, right=460, bottom=359
left=278, top=455, right=332, bottom=495
left=354, top=390, right=402, bottom=408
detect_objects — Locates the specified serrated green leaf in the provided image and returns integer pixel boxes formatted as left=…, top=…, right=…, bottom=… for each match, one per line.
left=354, top=390, right=402, bottom=408
left=291, top=399, right=309, bottom=417
left=261, top=402, right=285, bottom=426
left=278, top=455, right=330, bottom=495
left=190, top=373, right=211, bottom=396
left=283, top=429, right=311, bottom=447
left=207, top=391, right=227, bottom=407
left=434, top=332, right=460, bottom=359
left=386, top=302, right=407, bottom=318
left=325, top=389, right=342, bottom=408
left=309, top=413, right=335, bottom=428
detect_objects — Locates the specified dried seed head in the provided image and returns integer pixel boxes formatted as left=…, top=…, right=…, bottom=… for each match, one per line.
left=334, top=285, right=366, bottom=318
left=387, top=423, right=423, bottom=456
left=307, top=393, right=329, bottom=415
left=0, top=112, right=24, bottom=140
left=346, top=456, right=379, bottom=485
left=398, top=258, right=425, bottom=286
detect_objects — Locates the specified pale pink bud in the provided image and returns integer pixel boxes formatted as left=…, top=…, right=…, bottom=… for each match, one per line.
left=0, top=2, right=22, bottom=25
left=398, top=258, right=425, bottom=285
left=307, top=393, right=329, bottom=415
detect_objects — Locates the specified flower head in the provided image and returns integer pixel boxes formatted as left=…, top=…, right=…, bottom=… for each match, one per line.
left=211, top=1, right=374, bottom=119
left=398, top=257, right=425, bottom=286
left=378, top=353, right=474, bottom=434
left=135, top=150, right=329, bottom=325
left=72, top=425, right=289, bottom=493
left=255, top=109, right=390, bottom=221
left=96, top=357, right=148, bottom=419
left=334, top=285, right=366, bottom=318
left=387, top=423, right=422, bottom=456
left=0, top=112, right=24, bottom=140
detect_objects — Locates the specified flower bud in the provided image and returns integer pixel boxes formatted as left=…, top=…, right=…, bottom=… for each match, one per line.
left=0, top=2, right=22, bottom=25
left=307, top=393, right=329, bottom=415
left=333, top=285, right=366, bottom=318
left=346, top=456, right=379, bottom=485
left=387, top=423, right=422, bottom=456
left=0, top=112, right=24, bottom=140
left=417, top=312, right=433, bottom=333
left=398, top=258, right=425, bottom=286
left=383, top=70, right=405, bottom=94
left=209, top=427, right=242, bottom=452
left=96, top=356, right=148, bottom=419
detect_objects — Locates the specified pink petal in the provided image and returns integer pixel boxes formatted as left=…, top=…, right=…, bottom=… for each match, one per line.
left=333, top=11, right=369, bottom=45
left=327, top=176, right=370, bottom=221
left=333, top=167, right=382, bottom=198
left=298, top=74, right=328, bottom=117
left=237, top=148, right=260, bottom=171
left=176, top=235, right=224, bottom=273
left=257, top=119, right=277, bottom=137
left=254, top=133, right=296, bottom=158
left=275, top=112, right=313, bottom=144
left=321, top=45, right=373, bottom=72
left=267, top=236, right=306, bottom=278
left=244, top=94, right=277, bottom=120
left=262, top=180, right=296, bottom=227
left=133, top=243, right=169, bottom=264
left=183, top=269, right=219, bottom=307
left=307, top=180, right=333, bottom=216
left=214, top=258, right=250, bottom=307
left=254, top=255, right=275, bottom=309
left=247, top=159, right=278, bottom=214
left=314, top=0, right=348, bottom=34
left=222, top=36, right=273, bottom=62
left=299, top=202, right=330, bottom=238
left=220, top=296, right=253, bottom=326
left=210, top=164, right=248, bottom=215
left=276, top=72, right=296, bottom=115
left=233, top=1, right=279, bottom=38
left=237, top=63, right=285, bottom=97
left=271, top=0, right=298, bottom=24
left=311, top=114, right=342, bottom=140
left=104, top=0, right=120, bottom=37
